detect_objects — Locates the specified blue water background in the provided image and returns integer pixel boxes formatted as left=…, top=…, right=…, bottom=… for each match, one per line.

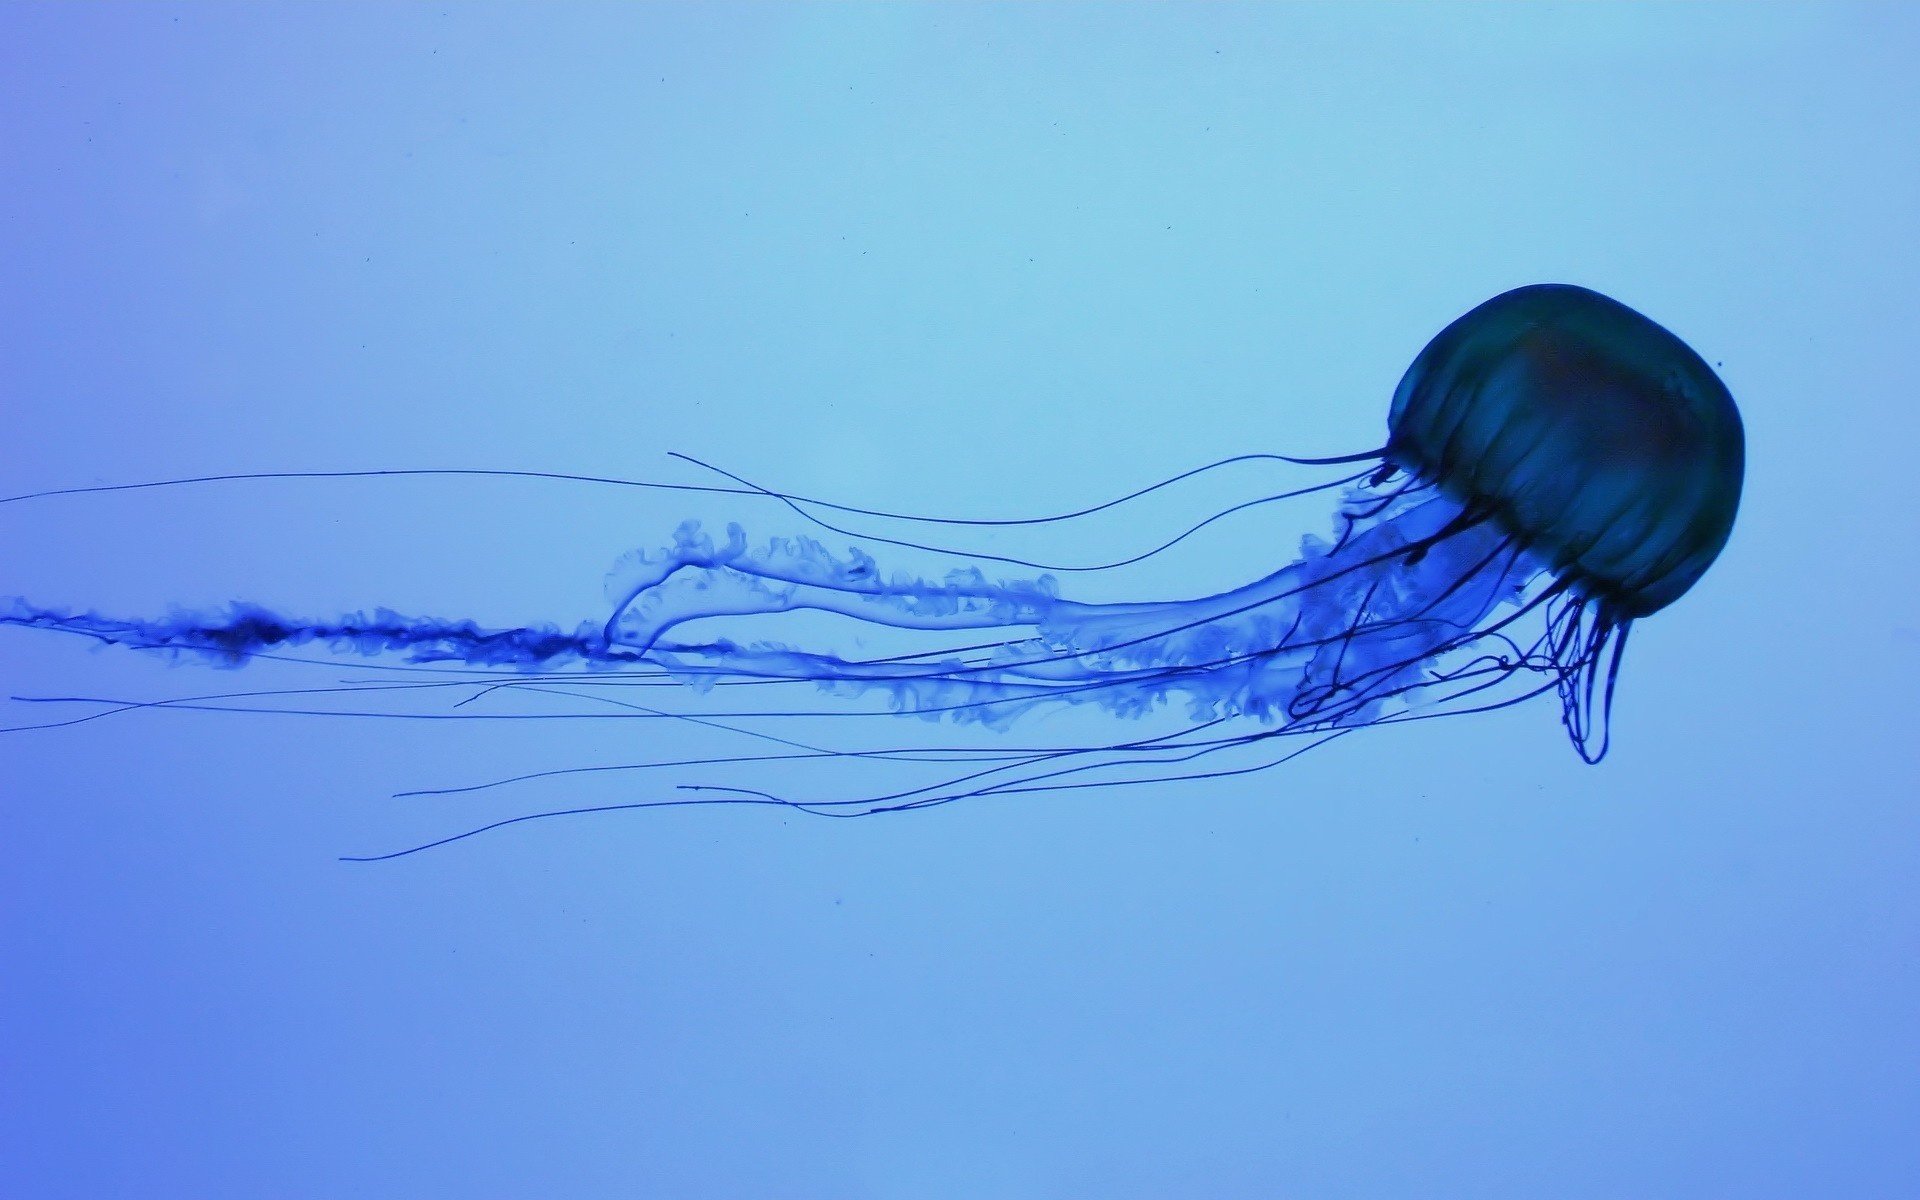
left=3, top=5, right=1916, bottom=1196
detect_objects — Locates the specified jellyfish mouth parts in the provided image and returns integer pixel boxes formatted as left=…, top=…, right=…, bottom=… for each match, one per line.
left=592, top=467, right=1627, bottom=759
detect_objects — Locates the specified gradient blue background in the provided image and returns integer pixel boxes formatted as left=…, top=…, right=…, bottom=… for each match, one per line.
left=3, top=4, right=1917, bottom=1197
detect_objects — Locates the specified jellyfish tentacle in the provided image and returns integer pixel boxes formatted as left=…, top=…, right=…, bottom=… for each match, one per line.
left=670, top=452, right=1379, bottom=573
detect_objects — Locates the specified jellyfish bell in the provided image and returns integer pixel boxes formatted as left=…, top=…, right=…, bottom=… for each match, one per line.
left=1388, top=283, right=1744, bottom=620
left=0, top=283, right=1745, bottom=853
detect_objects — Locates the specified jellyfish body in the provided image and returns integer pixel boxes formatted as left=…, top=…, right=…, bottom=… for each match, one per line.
left=0, top=283, right=1744, bottom=847
left=1381, top=282, right=1745, bottom=756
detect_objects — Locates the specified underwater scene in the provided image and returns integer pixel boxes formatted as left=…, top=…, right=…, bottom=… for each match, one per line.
left=3, top=5, right=1916, bottom=1197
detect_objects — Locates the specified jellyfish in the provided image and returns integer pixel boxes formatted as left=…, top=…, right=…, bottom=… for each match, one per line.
left=0, top=283, right=1743, bottom=855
